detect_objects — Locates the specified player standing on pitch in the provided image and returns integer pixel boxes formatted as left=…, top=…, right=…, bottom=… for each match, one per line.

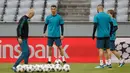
left=12, top=8, right=34, bottom=72
left=92, top=4, right=113, bottom=68
left=104, top=9, right=125, bottom=67
left=43, top=5, right=66, bottom=64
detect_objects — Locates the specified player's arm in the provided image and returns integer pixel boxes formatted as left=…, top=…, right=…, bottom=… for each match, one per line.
left=43, top=24, right=48, bottom=34
left=92, top=23, right=97, bottom=40
left=112, top=26, right=118, bottom=33
left=92, top=15, right=98, bottom=40
left=112, top=19, right=118, bottom=34
left=43, top=16, right=49, bottom=35
left=60, top=16, right=64, bottom=40
left=61, top=24, right=64, bottom=36
left=109, top=22, right=114, bottom=36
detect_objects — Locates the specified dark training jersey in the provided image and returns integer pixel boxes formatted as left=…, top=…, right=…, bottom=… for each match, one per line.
left=17, top=15, right=29, bottom=39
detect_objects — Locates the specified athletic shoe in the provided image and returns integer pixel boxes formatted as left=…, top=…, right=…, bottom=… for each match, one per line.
left=63, top=61, right=66, bottom=64
left=107, top=64, right=112, bottom=68
left=95, top=65, right=104, bottom=68
left=103, top=64, right=108, bottom=67
left=12, top=67, right=16, bottom=72
left=47, top=61, right=51, bottom=64
left=119, top=62, right=125, bottom=67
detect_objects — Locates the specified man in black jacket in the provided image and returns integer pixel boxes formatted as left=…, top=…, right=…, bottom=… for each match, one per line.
left=12, top=8, right=34, bottom=72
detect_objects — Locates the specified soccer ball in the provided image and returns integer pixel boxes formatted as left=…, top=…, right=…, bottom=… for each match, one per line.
left=116, top=42, right=130, bottom=60
left=46, top=64, right=54, bottom=72
left=22, top=64, right=28, bottom=72
left=54, top=64, right=62, bottom=72
left=44, top=64, right=49, bottom=72
left=38, top=65, right=43, bottom=72
left=62, top=64, right=70, bottom=72
left=54, top=59, right=62, bottom=64
left=26, top=65, right=34, bottom=72
left=49, top=64, right=55, bottom=72
left=16, top=65, right=24, bottom=72
left=41, top=64, right=45, bottom=72
left=34, top=64, right=42, bottom=72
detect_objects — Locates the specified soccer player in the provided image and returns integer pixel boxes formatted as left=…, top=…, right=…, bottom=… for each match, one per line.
left=104, top=9, right=125, bottom=67
left=92, top=4, right=113, bottom=68
left=12, top=8, right=35, bottom=72
left=43, top=5, right=66, bottom=64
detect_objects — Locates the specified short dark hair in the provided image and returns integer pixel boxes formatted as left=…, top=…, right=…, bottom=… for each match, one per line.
left=97, top=4, right=104, bottom=8
left=51, top=5, right=57, bottom=8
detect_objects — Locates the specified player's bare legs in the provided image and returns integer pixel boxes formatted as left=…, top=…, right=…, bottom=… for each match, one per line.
left=104, top=51, right=109, bottom=66
left=58, top=46, right=66, bottom=64
left=106, top=49, right=112, bottom=68
left=105, top=50, right=125, bottom=67
left=111, top=50, right=125, bottom=67
left=48, top=46, right=52, bottom=64
left=95, top=49, right=104, bottom=68
left=112, top=51, right=120, bottom=59
left=99, top=49, right=104, bottom=66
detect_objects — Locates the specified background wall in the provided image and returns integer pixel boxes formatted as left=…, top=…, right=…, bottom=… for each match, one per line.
left=0, top=22, right=129, bottom=36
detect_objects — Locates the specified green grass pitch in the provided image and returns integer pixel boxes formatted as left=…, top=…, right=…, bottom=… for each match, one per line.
left=0, top=63, right=130, bottom=73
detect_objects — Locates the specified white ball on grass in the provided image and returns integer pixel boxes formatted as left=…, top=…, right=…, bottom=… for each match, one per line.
left=62, top=64, right=70, bottom=72
left=41, top=64, right=45, bottom=72
left=50, top=64, right=55, bottom=72
left=54, top=64, right=62, bottom=72
left=54, top=59, right=62, bottom=64
left=44, top=64, right=49, bottom=72
left=16, top=65, right=24, bottom=72
left=26, top=65, right=33, bottom=72
left=22, top=64, right=28, bottom=72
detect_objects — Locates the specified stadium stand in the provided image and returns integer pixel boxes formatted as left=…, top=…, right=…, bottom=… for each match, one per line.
left=104, top=0, right=115, bottom=12
left=58, top=0, right=90, bottom=21
left=116, top=0, right=129, bottom=22
left=0, top=0, right=130, bottom=22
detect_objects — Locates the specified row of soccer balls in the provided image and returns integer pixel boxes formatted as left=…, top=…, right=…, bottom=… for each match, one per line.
left=16, top=64, right=70, bottom=72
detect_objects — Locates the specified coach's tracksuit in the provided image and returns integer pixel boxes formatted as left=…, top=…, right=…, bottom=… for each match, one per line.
left=13, top=15, right=30, bottom=67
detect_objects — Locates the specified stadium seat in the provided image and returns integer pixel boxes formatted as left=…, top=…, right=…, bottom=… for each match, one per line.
left=47, top=0, right=58, bottom=8
left=33, top=0, right=45, bottom=8
left=45, top=8, right=51, bottom=16
left=104, top=8, right=115, bottom=13
left=0, top=0, right=5, bottom=8
left=89, top=15, right=94, bottom=22
left=35, top=8, right=43, bottom=15
left=118, top=0, right=129, bottom=8
left=17, top=15, right=22, bottom=21
left=90, top=8, right=97, bottom=15
left=104, top=1, right=115, bottom=9
left=116, top=15, right=128, bottom=22
left=5, top=8, right=17, bottom=15
left=30, top=15, right=42, bottom=22
left=117, top=8, right=128, bottom=15
left=3, top=15, right=15, bottom=21
left=6, top=0, right=18, bottom=8
left=0, top=15, right=1, bottom=20
left=20, top=1, right=31, bottom=8
left=0, top=8, right=3, bottom=15
left=91, top=0, right=102, bottom=8
left=18, top=8, right=29, bottom=15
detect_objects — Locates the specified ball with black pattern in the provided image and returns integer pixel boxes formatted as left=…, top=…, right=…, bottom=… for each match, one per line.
left=115, top=42, right=130, bottom=60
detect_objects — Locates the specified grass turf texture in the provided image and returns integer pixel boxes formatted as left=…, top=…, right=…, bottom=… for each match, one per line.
left=0, top=63, right=129, bottom=73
